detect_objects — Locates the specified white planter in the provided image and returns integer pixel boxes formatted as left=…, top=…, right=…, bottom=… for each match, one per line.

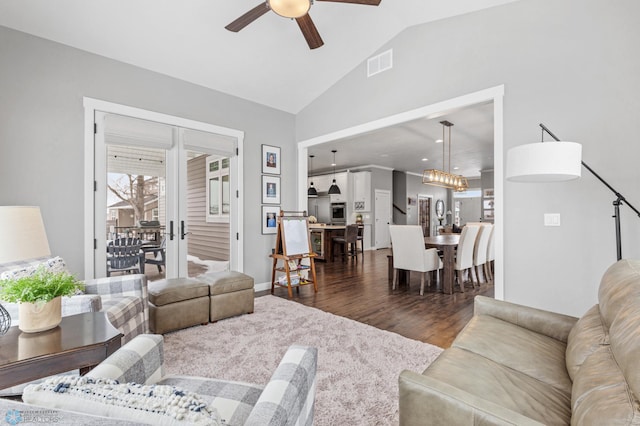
left=18, top=296, right=62, bottom=333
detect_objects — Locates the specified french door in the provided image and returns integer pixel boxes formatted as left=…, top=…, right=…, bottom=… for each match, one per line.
left=91, top=109, right=241, bottom=280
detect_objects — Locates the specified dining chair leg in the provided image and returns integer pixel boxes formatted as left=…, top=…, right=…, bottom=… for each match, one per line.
left=469, top=267, right=477, bottom=288
left=456, top=270, right=465, bottom=293
left=393, top=268, right=398, bottom=290
left=474, top=265, right=482, bottom=287
left=420, top=272, right=425, bottom=296
left=484, top=263, right=492, bottom=283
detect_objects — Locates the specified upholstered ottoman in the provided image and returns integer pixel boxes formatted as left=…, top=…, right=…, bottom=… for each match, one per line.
left=148, top=278, right=210, bottom=334
left=199, top=271, right=255, bottom=322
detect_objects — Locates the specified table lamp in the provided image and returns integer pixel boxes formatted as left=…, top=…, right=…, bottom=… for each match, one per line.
left=0, top=206, right=52, bottom=334
left=506, top=123, right=640, bottom=260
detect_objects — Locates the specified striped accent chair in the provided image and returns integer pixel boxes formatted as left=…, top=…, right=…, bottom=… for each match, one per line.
left=24, top=334, right=318, bottom=426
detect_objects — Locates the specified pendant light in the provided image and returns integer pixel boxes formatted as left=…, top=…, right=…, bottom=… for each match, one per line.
left=307, top=154, right=318, bottom=197
left=328, top=149, right=341, bottom=195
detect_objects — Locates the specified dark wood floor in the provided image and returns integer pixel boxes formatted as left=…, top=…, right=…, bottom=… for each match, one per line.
left=259, top=248, right=494, bottom=349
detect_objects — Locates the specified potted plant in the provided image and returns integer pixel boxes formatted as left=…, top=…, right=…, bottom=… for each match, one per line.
left=0, top=267, right=84, bottom=333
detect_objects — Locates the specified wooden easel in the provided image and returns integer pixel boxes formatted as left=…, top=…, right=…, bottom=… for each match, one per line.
left=270, top=210, right=318, bottom=298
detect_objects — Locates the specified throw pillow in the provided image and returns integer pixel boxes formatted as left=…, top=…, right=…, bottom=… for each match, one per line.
left=0, top=256, right=68, bottom=280
left=23, top=376, right=221, bottom=426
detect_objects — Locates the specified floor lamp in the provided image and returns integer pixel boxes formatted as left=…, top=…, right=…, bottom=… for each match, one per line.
left=506, top=123, right=640, bottom=261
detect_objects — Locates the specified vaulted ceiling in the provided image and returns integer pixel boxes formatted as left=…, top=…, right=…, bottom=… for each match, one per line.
left=0, top=0, right=515, bottom=177
left=0, top=0, right=518, bottom=113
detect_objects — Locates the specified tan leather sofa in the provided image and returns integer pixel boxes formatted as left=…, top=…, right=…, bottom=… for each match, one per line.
left=399, top=259, right=640, bottom=425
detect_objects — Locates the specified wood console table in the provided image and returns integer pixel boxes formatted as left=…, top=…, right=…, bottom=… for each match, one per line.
left=0, top=312, right=122, bottom=390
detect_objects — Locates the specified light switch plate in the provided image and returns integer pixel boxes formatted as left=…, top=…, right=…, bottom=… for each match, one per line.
left=544, top=213, right=561, bottom=226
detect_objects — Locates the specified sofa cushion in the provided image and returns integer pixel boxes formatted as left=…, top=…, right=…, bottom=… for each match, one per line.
left=149, top=278, right=209, bottom=306
left=23, top=376, right=221, bottom=425
left=571, top=346, right=640, bottom=425
left=200, top=271, right=254, bottom=295
left=0, top=256, right=68, bottom=280
left=598, top=259, right=640, bottom=329
left=159, top=376, right=263, bottom=426
left=423, top=347, right=571, bottom=425
left=452, top=314, right=572, bottom=394
left=609, top=301, right=640, bottom=405
left=565, top=304, right=608, bottom=380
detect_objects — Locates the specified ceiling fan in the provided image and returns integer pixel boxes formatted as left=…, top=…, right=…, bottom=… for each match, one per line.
left=225, top=0, right=382, bottom=50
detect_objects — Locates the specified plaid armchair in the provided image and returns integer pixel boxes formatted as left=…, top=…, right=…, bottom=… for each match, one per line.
left=0, top=256, right=149, bottom=344
left=24, top=335, right=318, bottom=426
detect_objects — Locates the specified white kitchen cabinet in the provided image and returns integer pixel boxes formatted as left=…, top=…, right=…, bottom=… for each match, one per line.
left=308, top=175, right=331, bottom=193
left=309, top=172, right=348, bottom=201
left=352, top=171, right=371, bottom=212
left=329, top=172, right=348, bottom=202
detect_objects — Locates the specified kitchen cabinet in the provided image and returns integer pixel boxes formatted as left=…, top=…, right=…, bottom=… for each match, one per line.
left=352, top=171, right=371, bottom=212
left=308, top=175, right=332, bottom=193
left=329, top=172, right=348, bottom=203
left=309, top=172, right=348, bottom=202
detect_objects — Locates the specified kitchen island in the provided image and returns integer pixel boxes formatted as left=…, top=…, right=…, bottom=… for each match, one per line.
left=308, top=224, right=345, bottom=261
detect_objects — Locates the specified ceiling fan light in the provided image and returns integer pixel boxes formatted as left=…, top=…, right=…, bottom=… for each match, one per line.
left=268, top=0, right=311, bottom=18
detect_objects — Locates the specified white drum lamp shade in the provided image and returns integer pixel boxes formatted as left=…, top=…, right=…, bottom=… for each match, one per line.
left=506, top=142, right=582, bottom=182
left=0, top=206, right=51, bottom=263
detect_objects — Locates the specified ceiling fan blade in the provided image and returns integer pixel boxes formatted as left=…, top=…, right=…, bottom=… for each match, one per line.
left=225, top=3, right=270, bottom=32
left=296, top=14, right=324, bottom=50
left=315, top=0, right=381, bottom=5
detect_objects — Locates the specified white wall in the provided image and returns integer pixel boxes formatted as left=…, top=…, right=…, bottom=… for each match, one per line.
left=296, top=0, right=640, bottom=316
left=0, top=26, right=296, bottom=286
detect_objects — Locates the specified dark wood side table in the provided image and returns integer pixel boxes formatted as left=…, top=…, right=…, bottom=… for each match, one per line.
left=0, top=312, right=122, bottom=390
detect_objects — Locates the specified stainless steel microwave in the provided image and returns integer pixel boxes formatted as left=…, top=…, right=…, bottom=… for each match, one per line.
left=330, top=203, right=346, bottom=224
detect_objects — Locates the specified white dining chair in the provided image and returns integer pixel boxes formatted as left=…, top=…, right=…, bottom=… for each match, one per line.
left=472, top=224, right=493, bottom=287
left=486, top=225, right=495, bottom=283
left=389, top=225, right=443, bottom=296
left=454, top=224, right=480, bottom=293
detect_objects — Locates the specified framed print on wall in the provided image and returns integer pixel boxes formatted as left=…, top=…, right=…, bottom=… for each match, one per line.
left=262, top=144, right=281, bottom=175
left=262, top=175, right=281, bottom=204
left=262, top=205, right=280, bottom=234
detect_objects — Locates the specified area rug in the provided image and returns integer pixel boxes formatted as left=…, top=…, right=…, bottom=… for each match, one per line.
left=163, top=295, right=443, bottom=425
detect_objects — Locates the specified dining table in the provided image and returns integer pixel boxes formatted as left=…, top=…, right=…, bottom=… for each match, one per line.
left=424, top=234, right=460, bottom=295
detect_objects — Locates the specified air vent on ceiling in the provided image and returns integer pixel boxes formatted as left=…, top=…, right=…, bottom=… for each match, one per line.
left=367, top=49, right=393, bottom=77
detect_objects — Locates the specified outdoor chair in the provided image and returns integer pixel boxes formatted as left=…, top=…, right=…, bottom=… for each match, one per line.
left=143, top=237, right=166, bottom=273
left=107, top=237, right=144, bottom=277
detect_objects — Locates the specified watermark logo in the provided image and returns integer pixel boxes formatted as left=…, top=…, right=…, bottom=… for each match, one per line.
left=4, top=409, right=61, bottom=424
left=4, top=410, right=22, bottom=425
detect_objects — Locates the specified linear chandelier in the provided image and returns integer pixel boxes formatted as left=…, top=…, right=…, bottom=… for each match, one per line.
left=422, top=120, right=469, bottom=192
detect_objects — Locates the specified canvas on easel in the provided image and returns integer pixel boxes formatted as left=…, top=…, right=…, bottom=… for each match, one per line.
left=270, top=210, right=318, bottom=298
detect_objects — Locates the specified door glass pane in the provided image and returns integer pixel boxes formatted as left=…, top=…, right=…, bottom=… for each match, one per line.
left=222, top=175, right=230, bottom=214
left=187, top=152, right=230, bottom=278
left=106, top=144, right=166, bottom=282
left=209, top=177, right=220, bottom=215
